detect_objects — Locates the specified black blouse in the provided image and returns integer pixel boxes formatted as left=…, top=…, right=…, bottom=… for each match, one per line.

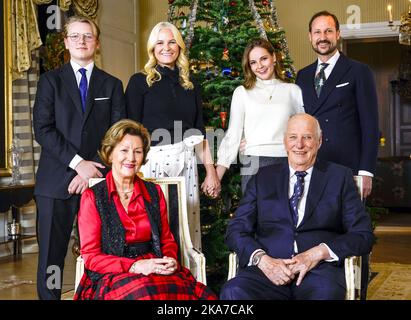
left=125, top=66, right=206, bottom=146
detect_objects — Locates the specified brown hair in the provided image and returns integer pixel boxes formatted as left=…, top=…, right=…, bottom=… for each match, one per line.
left=63, top=15, right=100, bottom=40
left=242, top=38, right=290, bottom=89
left=309, top=11, right=340, bottom=32
left=98, top=119, right=151, bottom=166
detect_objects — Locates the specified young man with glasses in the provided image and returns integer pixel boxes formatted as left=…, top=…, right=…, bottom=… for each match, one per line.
left=33, top=16, right=125, bottom=300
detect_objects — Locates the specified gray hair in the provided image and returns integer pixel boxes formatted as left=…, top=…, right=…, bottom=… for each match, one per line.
left=286, top=114, right=322, bottom=138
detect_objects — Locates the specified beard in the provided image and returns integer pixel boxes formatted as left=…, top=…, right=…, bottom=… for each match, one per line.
left=312, top=40, right=338, bottom=56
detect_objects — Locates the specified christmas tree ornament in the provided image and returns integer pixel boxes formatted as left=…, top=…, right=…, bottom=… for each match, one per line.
left=262, top=0, right=269, bottom=6
left=264, top=19, right=273, bottom=31
left=230, top=68, right=240, bottom=78
left=199, top=60, right=211, bottom=70
left=168, top=0, right=174, bottom=4
left=190, top=63, right=199, bottom=74
left=222, top=67, right=232, bottom=76
left=220, top=111, right=228, bottom=129
left=222, top=47, right=229, bottom=61
left=230, top=1, right=237, bottom=6
left=222, top=16, right=229, bottom=25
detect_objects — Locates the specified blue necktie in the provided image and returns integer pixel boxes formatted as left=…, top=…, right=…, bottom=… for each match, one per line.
left=314, top=63, right=329, bottom=97
left=289, top=171, right=308, bottom=227
left=79, top=68, right=88, bottom=113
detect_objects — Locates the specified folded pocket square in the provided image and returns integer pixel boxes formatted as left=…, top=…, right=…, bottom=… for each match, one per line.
left=336, top=82, right=349, bottom=88
left=94, top=97, right=110, bottom=101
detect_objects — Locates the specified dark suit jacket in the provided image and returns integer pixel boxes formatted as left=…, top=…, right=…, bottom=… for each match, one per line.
left=226, top=160, right=374, bottom=271
left=296, top=53, right=379, bottom=174
left=33, top=63, right=125, bottom=199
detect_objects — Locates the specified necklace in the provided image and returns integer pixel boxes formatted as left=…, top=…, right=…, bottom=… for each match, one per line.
left=119, top=189, right=133, bottom=200
left=268, top=84, right=277, bottom=101
left=257, top=77, right=278, bottom=101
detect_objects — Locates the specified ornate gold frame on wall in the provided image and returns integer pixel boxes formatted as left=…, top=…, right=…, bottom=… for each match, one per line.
left=1, top=0, right=12, bottom=177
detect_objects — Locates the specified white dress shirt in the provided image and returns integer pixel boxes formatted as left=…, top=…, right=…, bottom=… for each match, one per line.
left=315, top=50, right=340, bottom=81
left=68, top=60, right=95, bottom=170
left=249, top=165, right=338, bottom=266
left=289, top=166, right=337, bottom=261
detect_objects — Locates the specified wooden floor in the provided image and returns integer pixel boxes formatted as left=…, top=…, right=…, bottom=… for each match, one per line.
left=0, top=212, right=410, bottom=300
left=372, top=212, right=411, bottom=264
left=0, top=240, right=76, bottom=300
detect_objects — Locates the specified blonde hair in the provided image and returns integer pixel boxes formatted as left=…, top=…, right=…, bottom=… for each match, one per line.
left=144, top=22, right=193, bottom=90
left=63, top=15, right=100, bottom=40
left=99, top=120, right=151, bottom=166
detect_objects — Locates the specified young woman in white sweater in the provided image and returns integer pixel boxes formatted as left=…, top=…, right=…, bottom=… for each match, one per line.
left=213, top=38, right=305, bottom=192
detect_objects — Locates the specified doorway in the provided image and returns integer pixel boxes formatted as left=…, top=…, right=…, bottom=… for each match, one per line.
left=342, top=37, right=402, bottom=158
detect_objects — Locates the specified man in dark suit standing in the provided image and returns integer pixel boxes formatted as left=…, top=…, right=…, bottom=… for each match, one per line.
left=33, top=16, right=125, bottom=300
left=220, top=114, right=374, bottom=300
left=295, top=11, right=379, bottom=199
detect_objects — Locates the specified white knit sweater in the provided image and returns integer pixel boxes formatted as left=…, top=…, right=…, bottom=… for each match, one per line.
left=217, top=78, right=304, bottom=169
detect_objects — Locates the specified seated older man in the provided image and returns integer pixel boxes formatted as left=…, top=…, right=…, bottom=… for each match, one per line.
left=220, top=113, right=374, bottom=300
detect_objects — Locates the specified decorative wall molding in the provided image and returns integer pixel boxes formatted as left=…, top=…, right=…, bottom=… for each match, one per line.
left=340, top=21, right=399, bottom=39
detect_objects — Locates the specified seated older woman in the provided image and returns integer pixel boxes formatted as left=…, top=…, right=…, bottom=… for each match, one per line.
left=74, top=119, right=217, bottom=300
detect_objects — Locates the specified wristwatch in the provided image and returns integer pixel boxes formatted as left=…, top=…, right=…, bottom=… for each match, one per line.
left=252, top=250, right=266, bottom=266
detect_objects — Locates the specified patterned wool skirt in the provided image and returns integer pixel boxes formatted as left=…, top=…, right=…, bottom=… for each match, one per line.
left=74, top=265, right=217, bottom=300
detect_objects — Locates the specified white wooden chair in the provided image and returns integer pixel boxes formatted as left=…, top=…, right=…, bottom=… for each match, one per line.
left=74, top=176, right=206, bottom=292
left=227, top=175, right=365, bottom=300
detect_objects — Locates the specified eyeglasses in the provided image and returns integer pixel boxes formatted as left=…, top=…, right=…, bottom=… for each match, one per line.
left=66, top=33, right=96, bottom=42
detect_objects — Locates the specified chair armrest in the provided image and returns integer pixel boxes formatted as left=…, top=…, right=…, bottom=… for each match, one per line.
left=74, top=255, right=85, bottom=293
left=344, top=255, right=362, bottom=300
left=228, top=252, right=239, bottom=280
left=184, top=247, right=207, bottom=285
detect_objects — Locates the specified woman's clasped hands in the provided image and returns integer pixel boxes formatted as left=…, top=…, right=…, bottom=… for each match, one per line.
left=129, top=256, right=178, bottom=276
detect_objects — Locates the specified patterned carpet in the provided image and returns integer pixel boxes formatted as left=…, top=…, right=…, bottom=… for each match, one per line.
left=367, top=263, right=411, bottom=300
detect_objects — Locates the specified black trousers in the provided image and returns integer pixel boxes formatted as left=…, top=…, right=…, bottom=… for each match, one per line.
left=35, top=195, right=79, bottom=300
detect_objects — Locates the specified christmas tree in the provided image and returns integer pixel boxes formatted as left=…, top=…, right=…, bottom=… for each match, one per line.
left=168, top=0, right=295, bottom=292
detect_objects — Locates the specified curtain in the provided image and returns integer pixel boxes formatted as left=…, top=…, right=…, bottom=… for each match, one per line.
left=10, top=50, right=40, bottom=253
left=12, top=0, right=99, bottom=80
left=11, top=0, right=46, bottom=80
